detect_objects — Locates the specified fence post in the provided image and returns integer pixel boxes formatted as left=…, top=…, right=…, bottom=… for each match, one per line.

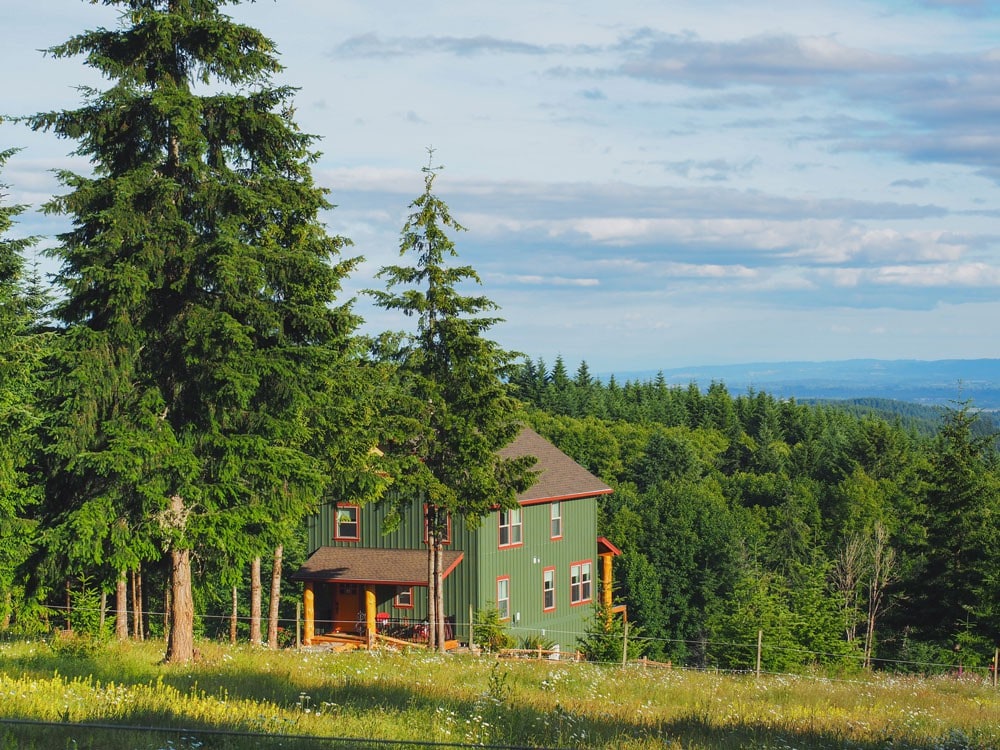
left=622, top=619, right=629, bottom=667
left=994, top=647, right=998, bottom=688
left=756, top=629, right=763, bottom=678
left=295, top=602, right=301, bottom=650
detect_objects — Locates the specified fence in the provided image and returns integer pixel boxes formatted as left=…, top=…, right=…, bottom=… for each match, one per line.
left=0, top=718, right=577, bottom=750
left=29, top=602, right=1000, bottom=684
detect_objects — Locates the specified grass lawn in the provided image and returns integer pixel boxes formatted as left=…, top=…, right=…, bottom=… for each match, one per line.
left=0, top=637, right=997, bottom=748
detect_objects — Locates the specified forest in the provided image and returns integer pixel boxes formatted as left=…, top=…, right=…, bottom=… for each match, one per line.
left=1, top=0, right=998, bottom=675
left=511, top=358, right=1000, bottom=671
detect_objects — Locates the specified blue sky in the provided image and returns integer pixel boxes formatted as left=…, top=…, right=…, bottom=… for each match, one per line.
left=2, top=0, right=1000, bottom=375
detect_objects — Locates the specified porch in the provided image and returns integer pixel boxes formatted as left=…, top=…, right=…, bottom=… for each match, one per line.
left=291, top=546, right=464, bottom=649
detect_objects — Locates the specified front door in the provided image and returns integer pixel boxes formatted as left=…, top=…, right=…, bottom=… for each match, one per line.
left=334, top=583, right=361, bottom=633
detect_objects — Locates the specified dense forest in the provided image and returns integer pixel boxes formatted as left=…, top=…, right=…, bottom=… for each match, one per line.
left=1, top=1, right=998, bottom=674
left=509, top=356, right=1000, bottom=670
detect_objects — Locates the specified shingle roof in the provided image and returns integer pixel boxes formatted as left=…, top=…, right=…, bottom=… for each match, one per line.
left=290, top=547, right=464, bottom=585
left=501, top=426, right=613, bottom=505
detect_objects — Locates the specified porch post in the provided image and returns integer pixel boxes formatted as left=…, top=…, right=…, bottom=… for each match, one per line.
left=601, top=553, right=613, bottom=625
left=364, top=586, right=377, bottom=649
left=303, top=581, right=315, bottom=646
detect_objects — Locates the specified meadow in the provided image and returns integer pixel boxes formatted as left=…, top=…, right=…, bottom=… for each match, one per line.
left=0, top=638, right=997, bottom=749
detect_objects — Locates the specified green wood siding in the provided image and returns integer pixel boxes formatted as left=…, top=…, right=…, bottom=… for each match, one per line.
left=306, top=493, right=600, bottom=651
left=475, top=498, right=597, bottom=651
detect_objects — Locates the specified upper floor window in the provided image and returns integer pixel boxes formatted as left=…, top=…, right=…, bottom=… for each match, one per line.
left=550, top=502, right=563, bottom=540
left=497, top=576, right=511, bottom=620
left=543, top=567, right=556, bottom=611
left=334, top=504, right=360, bottom=541
left=570, top=561, right=592, bottom=605
left=498, top=507, right=523, bottom=548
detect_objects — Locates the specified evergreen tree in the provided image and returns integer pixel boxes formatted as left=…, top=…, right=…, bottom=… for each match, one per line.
left=911, top=404, right=999, bottom=647
left=368, top=154, right=536, bottom=651
left=27, top=0, right=372, bottom=662
left=0, top=148, right=45, bottom=630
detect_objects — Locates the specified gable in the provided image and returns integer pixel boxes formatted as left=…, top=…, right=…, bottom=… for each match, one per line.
left=501, top=426, right=613, bottom=505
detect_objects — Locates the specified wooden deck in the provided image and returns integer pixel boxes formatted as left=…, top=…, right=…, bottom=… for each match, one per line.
left=307, top=632, right=459, bottom=651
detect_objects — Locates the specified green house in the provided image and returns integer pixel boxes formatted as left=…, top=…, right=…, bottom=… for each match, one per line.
left=293, top=427, right=619, bottom=652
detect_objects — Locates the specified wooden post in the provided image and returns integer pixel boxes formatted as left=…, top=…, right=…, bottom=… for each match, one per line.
left=303, top=582, right=314, bottom=646
left=622, top=618, right=629, bottom=667
left=469, top=604, right=475, bottom=651
left=602, top=553, right=613, bottom=629
left=295, top=602, right=301, bottom=650
left=365, top=586, right=377, bottom=650
left=756, top=629, right=763, bottom=678
left=994, top=648, right=998, bottom=688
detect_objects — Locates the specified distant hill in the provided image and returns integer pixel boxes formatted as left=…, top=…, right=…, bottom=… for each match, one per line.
left=605, top=359, right=1000, bottom=411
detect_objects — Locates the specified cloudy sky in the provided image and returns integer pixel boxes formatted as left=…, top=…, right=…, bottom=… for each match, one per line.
left=3, top=1, right=1000, bottom=375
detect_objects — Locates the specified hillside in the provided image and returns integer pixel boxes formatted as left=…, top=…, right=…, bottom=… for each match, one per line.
left=607, top=359, right=1000, bottom=410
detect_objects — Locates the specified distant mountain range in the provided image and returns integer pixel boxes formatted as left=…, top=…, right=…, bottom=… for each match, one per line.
left=607, top=359, right=1000, bottom=411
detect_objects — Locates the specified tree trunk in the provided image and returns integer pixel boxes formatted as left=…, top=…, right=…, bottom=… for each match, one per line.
left=434, top=540, right=445, bottom=652
left=426, top=505, right=437, bottom=651
left=864, top=522, right=895, bottom=669
left=268, top=545, right=283, bottom=649
left=165, top=546, right=195, bottom=663
left=230, top=585, right=238, bottom=645
left=250, top=556, right=262, bottom=646
left=115, top=571, right=129, bottom=640
left=136, top=568, right=145, bottom=641
left=131, top=569, right=139, bottom=640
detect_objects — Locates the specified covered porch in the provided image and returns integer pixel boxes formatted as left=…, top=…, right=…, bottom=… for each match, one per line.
left=291, top=546, right=464, bottom=649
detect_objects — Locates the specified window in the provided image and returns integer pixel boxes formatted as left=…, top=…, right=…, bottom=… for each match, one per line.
left=550, top=502, right=562, bottom=540
left=543, top=567, right=556, bottom=611
left=570, top=561, right=592, bottom=605
left=334, top=504, right=359, bottom=541
left=498, top=507, right=523, bottom=548
left=423, top=505, right=452, bottom=545
left=497, top=577, right=511, bottom=620
left=394, top=587, right=413, bottom=608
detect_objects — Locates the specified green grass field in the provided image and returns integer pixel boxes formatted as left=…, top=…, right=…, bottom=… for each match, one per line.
left=0, top=638, right=997, bottom=749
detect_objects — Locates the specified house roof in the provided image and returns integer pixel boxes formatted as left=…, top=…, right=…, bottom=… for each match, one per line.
left=290, top=547, right=464, bottom=586
left=501, top=426, right=613, bottom=505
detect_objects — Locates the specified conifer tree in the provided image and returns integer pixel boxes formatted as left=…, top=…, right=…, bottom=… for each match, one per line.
left=368, top=154, right=536, bottom=651
left=0, top=148, right=45, bottom=629
left=27, top=0, right=374, bottom=662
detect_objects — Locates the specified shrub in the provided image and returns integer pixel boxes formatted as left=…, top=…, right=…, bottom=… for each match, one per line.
left=473, top=605, right=515, bottom=652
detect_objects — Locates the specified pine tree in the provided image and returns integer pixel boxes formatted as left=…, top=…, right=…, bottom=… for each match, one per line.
left=0, top=148, right=46, bottom=630
left=27, top=0, right=373, bottom=662
left=912, top=404, right=999, bottom=647
left=368, top=154, right=536, bottom=651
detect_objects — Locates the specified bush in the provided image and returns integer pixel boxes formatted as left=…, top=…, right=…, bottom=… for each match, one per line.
left=473, top=605, right=515, bottom=652
left=577, top=603, right=644, bottom=663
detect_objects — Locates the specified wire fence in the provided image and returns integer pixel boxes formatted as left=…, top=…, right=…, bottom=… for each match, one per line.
left=0, top=718, right=577, bottom=750
left=30, top=602, right=1000, bottom=683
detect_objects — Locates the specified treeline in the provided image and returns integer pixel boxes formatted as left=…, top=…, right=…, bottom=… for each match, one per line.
left=511, top=357, right=1000, bottom=672
left=0, top=1, right=534, bottom=662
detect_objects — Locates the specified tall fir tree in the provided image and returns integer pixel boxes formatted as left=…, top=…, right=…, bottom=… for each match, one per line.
left=368, top=154, right=536, bottom=650
left=27, top=0, right=376, bottom=661
left=0, top=148, right=46, bottom=630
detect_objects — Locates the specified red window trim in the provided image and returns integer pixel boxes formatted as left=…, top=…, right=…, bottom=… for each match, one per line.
left=496, top=575, right=511, bottom=621
left=569, top=559, right=593, bottom=607
left=394, top=586, right=414, bottom=609
left=550, top=501, right=563, bottom=541
left=333, top=503, right=360, bottom=542
left=423, top=505, right=452, bottom=546
left=542, top=566, right=556, bottom=612
left=498, top=507, right=523, bottom=549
